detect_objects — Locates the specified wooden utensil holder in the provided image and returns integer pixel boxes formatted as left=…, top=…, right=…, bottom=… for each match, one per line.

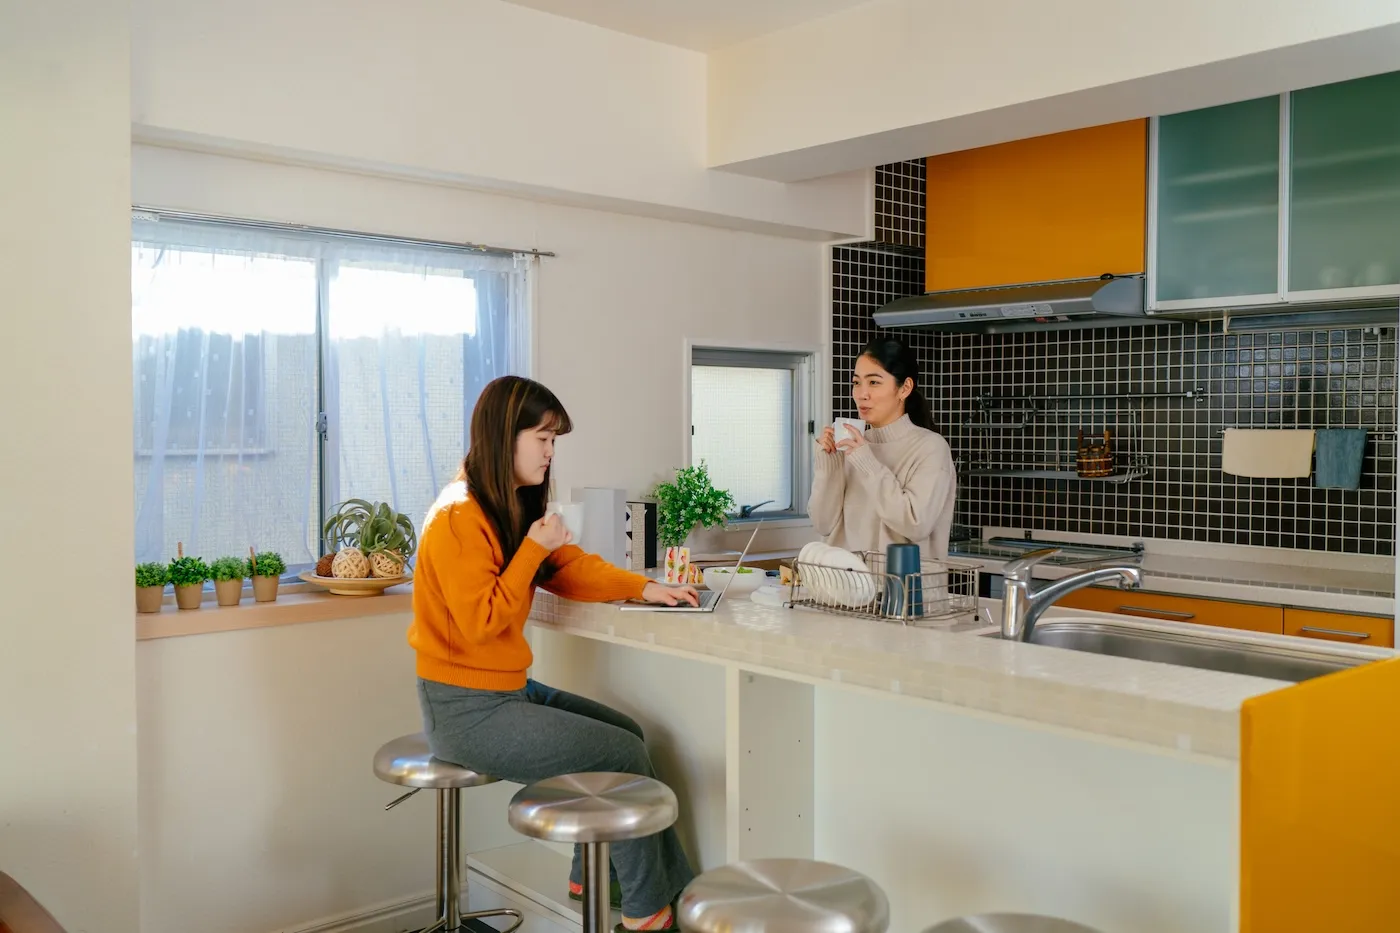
left=1077, top=428, right=1115, bottom=478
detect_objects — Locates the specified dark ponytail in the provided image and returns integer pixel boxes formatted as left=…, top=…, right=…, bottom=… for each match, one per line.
left=860, top=337, right=933, bottom=431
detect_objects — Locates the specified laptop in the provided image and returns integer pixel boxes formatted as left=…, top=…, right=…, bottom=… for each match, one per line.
left=619, top=521, right=763, bottom=612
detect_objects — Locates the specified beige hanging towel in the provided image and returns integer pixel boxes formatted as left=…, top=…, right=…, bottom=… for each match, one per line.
left=1221, top=429, right=1316, bottom=478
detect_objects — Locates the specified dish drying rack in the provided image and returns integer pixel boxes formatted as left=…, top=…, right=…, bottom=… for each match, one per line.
left=784, top=552, right=980, bottom=625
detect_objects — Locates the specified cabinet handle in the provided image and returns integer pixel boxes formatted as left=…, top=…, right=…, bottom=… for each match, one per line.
left=1300, top=625, right=1371, bottom=641
left=1117, top=605, right=1196, bottom=620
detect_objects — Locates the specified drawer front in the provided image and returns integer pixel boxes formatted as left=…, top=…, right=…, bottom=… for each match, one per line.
left=1284, top=608, right=1394, bottom=648
left=1054, top=586, right=1284, bottom=634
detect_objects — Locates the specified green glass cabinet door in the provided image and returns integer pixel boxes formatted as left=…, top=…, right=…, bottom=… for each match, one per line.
left=1289, top=70, right=1400, bottom=294
left=1155, top=96, right=1280, bottom=303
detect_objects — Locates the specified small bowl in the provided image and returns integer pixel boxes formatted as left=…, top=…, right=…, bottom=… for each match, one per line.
left=702, top=567, right=767, bottom=596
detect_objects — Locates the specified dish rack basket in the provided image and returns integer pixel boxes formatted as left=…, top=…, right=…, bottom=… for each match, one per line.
left=785, top=552, right=980, bottom=624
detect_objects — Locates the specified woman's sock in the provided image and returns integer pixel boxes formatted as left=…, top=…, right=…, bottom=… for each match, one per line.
left=622, top=905, right=673, bottom=931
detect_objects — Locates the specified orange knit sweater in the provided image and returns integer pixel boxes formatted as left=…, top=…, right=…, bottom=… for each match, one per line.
left=409, top=484, right=649, bottom=691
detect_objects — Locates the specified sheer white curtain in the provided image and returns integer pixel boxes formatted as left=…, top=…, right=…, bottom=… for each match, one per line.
left=131, top=216, right=530, bottom=571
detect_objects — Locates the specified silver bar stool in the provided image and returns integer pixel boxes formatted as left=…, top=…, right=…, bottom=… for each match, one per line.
left=922, top=916, right=1105, bottom=933
left=508, top=772, right=678, bottom=933
left=678, top=859, right=889, bottom=933
left=374, top=733, right=524, bottom=933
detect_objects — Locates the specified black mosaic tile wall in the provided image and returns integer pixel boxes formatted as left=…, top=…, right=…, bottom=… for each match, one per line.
left=831, top=170, right=1398, bottom=555
left=936, top=323, right=1398, bottom=555
left=873, top=160, right=925, bottom=249
left=830, top=244, right=935, bottom=422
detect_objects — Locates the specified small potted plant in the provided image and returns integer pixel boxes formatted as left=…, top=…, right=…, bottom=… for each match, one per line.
left=167, top=546, right=210, bottom=611
left=249, top=551, right=286, bottom=603
left=324, top=499, right=418, bottom=580
left=210, top=556, right=248, bottom=607
left=135, top=561, right=168, bottom=614
left=652, top=462, right=734, bottom=584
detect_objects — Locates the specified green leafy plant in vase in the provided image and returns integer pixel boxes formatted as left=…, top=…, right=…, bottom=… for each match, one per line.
left=323, top=499, right=418, bottom=583
left=135, top=561, right=168, bottom=614
left=210, top=556, right=248, bottom=607
left=167, top=545, right=210, bottom=611
left=249, top=551, right=286, bottom=603
left=652, top=462, right=735, bottom=585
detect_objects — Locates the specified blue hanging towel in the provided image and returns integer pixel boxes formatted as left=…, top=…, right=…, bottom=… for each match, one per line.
left=1313, top=429, right=1368, bottom=490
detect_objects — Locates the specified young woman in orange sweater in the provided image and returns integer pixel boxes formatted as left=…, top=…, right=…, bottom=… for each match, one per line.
left=410, top=375, right=697, bottom=933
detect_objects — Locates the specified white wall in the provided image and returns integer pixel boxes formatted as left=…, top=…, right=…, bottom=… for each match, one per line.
left=130, top=0, right=870, bottom=239
left=135, top=614, right=491, bottom=933
left=132, top=146, right=826, bottom=512
left=813, top=688, right=1238, bottom=933
left=709, top=0, right=1400, bottom=179
left=0, top=2, right=140, bottom=931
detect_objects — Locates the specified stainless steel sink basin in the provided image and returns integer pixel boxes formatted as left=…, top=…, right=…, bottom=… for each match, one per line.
left=1005, top=620, right=1373, bottom=682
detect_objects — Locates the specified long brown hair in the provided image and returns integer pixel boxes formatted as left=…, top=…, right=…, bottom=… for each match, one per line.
left=462, top=375, right=573, bottom=567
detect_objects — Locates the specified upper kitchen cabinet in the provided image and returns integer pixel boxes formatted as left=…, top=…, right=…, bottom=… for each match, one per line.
left=1148, top=69, right=1400, bottom=312
left=1152, top=96, right=1280, bottom=307
left=925, top=120, right=1147, bottom=292
left=1288, top=70, right=1400, bottom=296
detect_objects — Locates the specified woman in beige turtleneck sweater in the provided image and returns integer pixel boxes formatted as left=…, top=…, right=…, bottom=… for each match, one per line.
left=808, top=337, right=956, bottom=559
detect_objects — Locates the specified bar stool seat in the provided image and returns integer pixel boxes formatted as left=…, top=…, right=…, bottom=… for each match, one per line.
left=509, top=773, right=678, bottom=933
left=678, top=859, right=889, bottom=933
left=922, top=915, right=1105, bottom=933
left=373, top=733, right=521, bottom=933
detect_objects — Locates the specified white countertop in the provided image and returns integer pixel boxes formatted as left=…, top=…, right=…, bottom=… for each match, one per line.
left=529, top=590, right=1392, bottom=763
left=953, top=530, right=1396, bottom=615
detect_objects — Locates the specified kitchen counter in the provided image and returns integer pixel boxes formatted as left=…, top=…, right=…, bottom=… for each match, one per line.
left=527, top=588, right=1388, bottom=761
left=952, top=530, right=1395, bottom=615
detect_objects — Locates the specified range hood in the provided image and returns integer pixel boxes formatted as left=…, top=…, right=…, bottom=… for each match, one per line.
left=873, top=275, right=1148, bottom=335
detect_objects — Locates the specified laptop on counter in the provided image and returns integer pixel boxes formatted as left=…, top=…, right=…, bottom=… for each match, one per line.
left=619, top=522, right=763, bottom=613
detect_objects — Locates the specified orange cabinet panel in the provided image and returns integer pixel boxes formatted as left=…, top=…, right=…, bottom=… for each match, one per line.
left=925, top=119, right=1148, bottom=292
left=1283, top=607, right=1394, bottom=648
left=1054, top=586, right=1284, bottom=634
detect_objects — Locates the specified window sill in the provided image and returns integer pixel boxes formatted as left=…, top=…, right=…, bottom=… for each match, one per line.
left=724, top=516, right=812, bottom=530
left=134, top=585, right=412, bottom=641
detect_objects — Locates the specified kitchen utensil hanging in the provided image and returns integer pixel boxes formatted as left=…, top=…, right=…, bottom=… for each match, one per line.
left=1076, top=427, right=1115, bottom=477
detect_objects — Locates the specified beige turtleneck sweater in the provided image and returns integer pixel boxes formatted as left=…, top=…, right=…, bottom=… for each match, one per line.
left=807, top=414, right=956, bottom=560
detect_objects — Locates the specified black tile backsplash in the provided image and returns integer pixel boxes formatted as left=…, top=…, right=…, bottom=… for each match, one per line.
left=830, top=164, right=1398, bottom=556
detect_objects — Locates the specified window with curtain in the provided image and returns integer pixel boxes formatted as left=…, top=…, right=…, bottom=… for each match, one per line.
left=690, top=347, right=815, bottom=519
left=131, top=214, right=532, bottom=573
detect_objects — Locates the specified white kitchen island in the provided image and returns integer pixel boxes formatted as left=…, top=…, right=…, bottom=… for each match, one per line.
left=473, top=590, right=1374, bottom=933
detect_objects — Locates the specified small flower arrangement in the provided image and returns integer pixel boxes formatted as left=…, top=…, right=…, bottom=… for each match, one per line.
left=248, top=551, right=286, bottom=603
left=652, top=462, right=735, bottom=548
left=211, top=556, right=249, bottom=607
left=167, top=550, right=210, bottom=611
left=135, top=561, right=168, bottom=614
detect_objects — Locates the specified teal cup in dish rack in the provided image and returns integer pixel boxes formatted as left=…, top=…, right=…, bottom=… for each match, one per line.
left=884, top=543, right=922, bottom=619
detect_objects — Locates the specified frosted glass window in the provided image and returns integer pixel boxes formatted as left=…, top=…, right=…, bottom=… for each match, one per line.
left=131, top=216, right=527, bottom=573
left=691, top=365, right=794, bottom=513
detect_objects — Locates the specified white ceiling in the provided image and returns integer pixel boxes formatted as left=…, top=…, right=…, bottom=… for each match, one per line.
left=498, top=0, right=873, bottom=51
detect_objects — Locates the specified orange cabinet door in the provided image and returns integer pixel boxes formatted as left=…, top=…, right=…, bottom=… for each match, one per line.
left=1283, top=607, right=1394, bottom=648
left=925, top=119, right=1147, bottom=292
left=1054, top=586, right=1284, bottom=634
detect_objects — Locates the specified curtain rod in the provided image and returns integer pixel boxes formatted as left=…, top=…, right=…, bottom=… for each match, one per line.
left=131, top=207, right=557, bottom=259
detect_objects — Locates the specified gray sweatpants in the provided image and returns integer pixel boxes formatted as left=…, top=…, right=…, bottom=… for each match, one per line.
left=418, top=677, right=696, bottom=918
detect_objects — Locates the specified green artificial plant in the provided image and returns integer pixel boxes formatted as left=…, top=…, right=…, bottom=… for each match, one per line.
left=324, top=499, right=418, bottom=564
left=167, top=556, right=210, bottom=588
left=210, top=556, right=248, bottom=582
left=652, top=462, right=735, bottom=549
left=250, top=552, right=286, bottom=578
left=136, top=562, right=168, bottom=589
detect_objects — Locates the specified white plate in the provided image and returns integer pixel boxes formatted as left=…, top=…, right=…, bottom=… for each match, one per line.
left=818, top=547, right=876, bottom=608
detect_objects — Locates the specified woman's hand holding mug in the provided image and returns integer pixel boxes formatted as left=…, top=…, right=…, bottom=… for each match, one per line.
left=527, top=512, right=573, bottom=551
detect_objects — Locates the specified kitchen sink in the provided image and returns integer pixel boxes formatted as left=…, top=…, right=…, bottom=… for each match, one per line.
left=1000, top=620, right=1373, bottom=683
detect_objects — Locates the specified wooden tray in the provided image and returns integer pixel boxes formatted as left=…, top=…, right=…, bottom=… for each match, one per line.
left=298, top=571, right=412, bottom=597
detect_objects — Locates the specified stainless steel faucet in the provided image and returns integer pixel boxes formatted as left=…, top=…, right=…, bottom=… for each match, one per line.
left=1000, top=548, right=1143, bottom=641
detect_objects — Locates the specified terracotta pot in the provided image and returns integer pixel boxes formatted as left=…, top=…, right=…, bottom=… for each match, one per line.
left=252, top=575, right=279, bottom=603
left=214, top=578, right=243, bottom=607
left=135, top=585, right=165, bottom=614
left=174, top=584, right=203, bottom=610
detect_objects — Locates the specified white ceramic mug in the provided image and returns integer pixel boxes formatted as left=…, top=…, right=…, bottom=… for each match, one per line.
left=546, top=501, right=585, bottom=542
left=833, top=417, right=867, bottom=440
